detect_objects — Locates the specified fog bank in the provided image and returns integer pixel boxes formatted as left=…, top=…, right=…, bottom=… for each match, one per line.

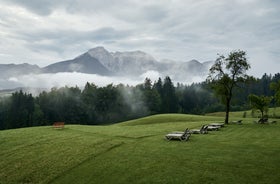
left=0, top=70, right=207, bottom=91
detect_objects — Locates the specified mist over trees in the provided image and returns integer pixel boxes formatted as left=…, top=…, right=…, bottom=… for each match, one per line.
left=0, top=74, right=280, bottom=130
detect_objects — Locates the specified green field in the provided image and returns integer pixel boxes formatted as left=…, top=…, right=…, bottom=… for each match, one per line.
left=0, top=114, right=279, bottom=184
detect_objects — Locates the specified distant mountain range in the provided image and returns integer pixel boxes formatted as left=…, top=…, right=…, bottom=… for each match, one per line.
left=0, top=46, right=213, bottom=89
left=44, top=47, right=213, bottom=78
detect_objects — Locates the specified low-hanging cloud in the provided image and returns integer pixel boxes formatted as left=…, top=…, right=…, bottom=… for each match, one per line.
left=140, top=70, right=162, bottom=82
left=1, top=71, right=207, bottom=93
left=7, top=72, right=142, bottom=89
left=1, top=71, right=201, bottom=92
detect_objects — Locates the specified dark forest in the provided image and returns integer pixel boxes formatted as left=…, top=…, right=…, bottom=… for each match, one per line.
left=0, top=73, right=279, bottom=130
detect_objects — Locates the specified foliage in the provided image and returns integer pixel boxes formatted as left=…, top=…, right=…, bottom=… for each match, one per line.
left=161, top=76, right=178, bottom=113
left=4, top=90, right=34, bottom=129
left=0, top=72, right=280, bottom=130
left=248, top=94, right=272, bottom=119
left=207, top=50, right=251, bottom=124
left=270, top=79, right=280, bottom=105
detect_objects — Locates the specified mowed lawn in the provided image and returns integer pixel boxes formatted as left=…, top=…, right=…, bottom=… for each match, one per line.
left=0, top=114, right=279, bottom=184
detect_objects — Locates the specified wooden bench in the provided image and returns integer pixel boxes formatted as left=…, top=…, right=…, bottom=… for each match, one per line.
left=53, top=122, right=65, bottom=129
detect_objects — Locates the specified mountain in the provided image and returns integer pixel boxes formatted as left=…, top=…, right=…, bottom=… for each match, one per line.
left=0, top=46, right=213, bottom=89
left=112, top=50, right=158, bottom=75
left=43, top=52, right=112, bottom=75
left=42, top=46, right=211, bottom=80
left=43, top=47, right=158, bottom=76
left=87, top=47, right=115, bottom=71
left=0, top=63, right=41, bottom=78
left=76, top=46, right=158, bottom=75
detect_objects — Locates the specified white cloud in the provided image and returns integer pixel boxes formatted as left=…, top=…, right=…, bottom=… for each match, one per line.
left=8, top=77, right=18, bottom=82
left=140, top=70, right=162, bottom=82
left=8, top=72, right=142, bottom=89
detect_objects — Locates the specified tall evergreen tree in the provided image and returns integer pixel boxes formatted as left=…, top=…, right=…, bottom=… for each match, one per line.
left=82, top=82, right=98, bottom=124
left=162, top=76, right=178, bottom=113
left=7, top=90, right=34, bottom=128
left=143, top=78, right=161, bottom=114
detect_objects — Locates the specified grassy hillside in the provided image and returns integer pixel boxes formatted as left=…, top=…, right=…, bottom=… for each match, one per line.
left=206, top=107, right=280, bottom=118
left=0, top=114, right=279, bottom=183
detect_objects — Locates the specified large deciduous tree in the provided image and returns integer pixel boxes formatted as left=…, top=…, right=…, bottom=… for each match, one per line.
left=207, top=50, right=251, bottom=124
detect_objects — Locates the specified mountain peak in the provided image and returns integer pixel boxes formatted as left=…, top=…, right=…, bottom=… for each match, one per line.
left=87, top=46, right=110, bottom=57
left=188, top=59, right=200, bottom=64
left=86, top=46, right=114, bottom=70
left=88, top=46, right=107, bottom=52
left=112, top=50, right=156, bottom=62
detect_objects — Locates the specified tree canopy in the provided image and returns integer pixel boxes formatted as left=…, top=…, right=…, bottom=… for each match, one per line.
left=248, top=94, right=272, bottom=119
left=270, top=80, right=280, bottom=105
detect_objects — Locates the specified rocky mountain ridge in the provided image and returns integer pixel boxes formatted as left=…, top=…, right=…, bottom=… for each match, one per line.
left=0, top=46, right=213, bottom=89
left=44, top=46, right=212, bottom=78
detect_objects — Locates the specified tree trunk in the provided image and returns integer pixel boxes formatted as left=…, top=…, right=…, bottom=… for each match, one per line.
left=225, top=98, right=230, bottom=124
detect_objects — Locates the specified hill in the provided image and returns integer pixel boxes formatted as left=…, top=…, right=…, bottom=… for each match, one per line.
left=0, top=114, right=279, bottom=183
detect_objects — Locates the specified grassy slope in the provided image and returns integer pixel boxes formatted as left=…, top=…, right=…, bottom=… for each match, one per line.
left=206, top=107, right=280, bottom=118
left=0, top=114, right=279, bottom=184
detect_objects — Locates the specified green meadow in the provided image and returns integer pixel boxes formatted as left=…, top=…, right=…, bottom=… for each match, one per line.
left=0, top=113, right=279, bottom=184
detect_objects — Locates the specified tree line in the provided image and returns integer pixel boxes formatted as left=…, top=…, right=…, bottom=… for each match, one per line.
left=0, top=73, right=279, bottom=130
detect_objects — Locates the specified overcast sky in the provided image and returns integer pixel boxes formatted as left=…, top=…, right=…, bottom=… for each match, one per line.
left=0, top=0, right=279, bottom=77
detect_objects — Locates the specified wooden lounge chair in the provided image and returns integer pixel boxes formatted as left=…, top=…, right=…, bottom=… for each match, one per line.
left=165, top=128, right=191, bottom=141
left=207, top=125, right=220, bottom=131
left=189, top=125, right=208, bottom=134
left=209, top=123, right=225, bottom=127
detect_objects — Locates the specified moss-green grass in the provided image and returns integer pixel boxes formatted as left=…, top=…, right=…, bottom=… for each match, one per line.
left=0, top=114, right=279, bottom=184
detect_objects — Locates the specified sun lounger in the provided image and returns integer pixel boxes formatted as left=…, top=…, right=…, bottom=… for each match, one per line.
left=165, top=128, right=191, bottom=141
left=209, top=123, right=225, bottom=127
left=207, top=125, right=220, bottom=131
left=189, top=125, right=208, bottom=134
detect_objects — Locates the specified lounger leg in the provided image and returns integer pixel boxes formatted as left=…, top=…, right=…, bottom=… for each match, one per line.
left=166, top=136, right=171, bottom=141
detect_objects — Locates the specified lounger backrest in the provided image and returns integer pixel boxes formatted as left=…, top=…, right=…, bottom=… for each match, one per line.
left=200, top=125, right=205, bottom=131
left=183, top=128, right=191, bottom=140
left=186, top=131, right=191, bottom=140
left=203, top=125, right=208, bottom=132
